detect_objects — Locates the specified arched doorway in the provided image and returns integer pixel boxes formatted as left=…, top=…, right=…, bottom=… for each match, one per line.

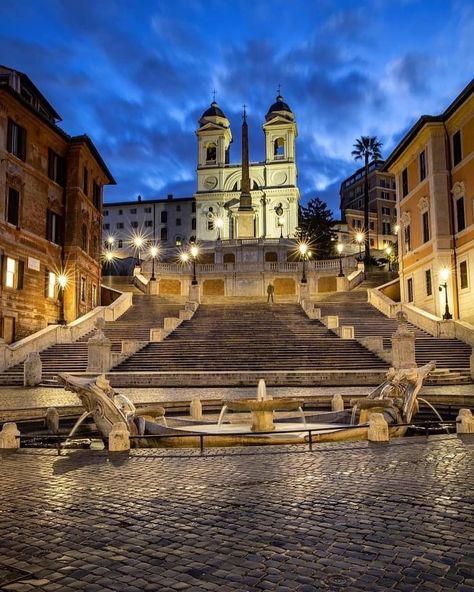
left=265, top=251, right=278, bottom=262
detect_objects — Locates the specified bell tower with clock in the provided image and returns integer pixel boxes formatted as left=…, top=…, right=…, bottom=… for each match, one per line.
left=196, top=100, right=232, bottom=193
left=194, top=93, right=300, bottom=242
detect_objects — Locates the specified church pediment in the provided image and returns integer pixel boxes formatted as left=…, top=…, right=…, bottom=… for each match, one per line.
left=197, top=122, right=228, bottom=133
left=263, top=115, right=295, bottom=128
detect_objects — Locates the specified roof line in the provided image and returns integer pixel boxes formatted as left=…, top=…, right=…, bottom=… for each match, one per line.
left=383, top=78, right=474, bottom=171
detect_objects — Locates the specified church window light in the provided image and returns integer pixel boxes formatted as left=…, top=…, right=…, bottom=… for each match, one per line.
left=175, top=236, right=182, bottom=246
left=206, top=143, right=217, bottom=163
left=274, top=137, right=285, bottom=159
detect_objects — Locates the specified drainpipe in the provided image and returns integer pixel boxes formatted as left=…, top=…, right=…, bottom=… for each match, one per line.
left=443, top=122, right=460, bottom=319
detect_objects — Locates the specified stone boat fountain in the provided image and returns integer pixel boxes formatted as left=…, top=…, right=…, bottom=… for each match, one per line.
left=57, top=361, right=436, bottom=448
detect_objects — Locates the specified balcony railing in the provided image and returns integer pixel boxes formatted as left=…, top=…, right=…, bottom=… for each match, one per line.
left=148, top=257, right=357, bottom=276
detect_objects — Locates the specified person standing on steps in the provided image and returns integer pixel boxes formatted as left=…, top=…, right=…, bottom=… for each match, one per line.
left=267, top=282, right=275, bottom=303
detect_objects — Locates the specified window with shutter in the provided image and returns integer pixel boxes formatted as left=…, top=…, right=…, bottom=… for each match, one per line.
left=7, top=187, right=20, bottom=226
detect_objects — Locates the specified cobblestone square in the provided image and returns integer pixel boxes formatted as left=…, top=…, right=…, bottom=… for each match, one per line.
left=0, top=435, right=473, bottom=591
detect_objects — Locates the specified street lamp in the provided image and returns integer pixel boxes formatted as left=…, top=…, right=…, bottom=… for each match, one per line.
left=190, top=244, right=199, bottom=285
left=132, top=235, right=144, bottom=268
left=215, top=217, right=224, bottom=241
left=355, top=232, right=364, bottom=261
left=278, top=216, right=284, bottom=239
left=106, top=236, right=115, bottom=249
left=149, top=245, right=159, bottom=281
left=439, top=268, right=453, bottom=320
left=57, top=273, right=68, bottom=325
left=385, top=245, right=393, bottom=271
left=299, top=242, right=308, bottom=284
left=337, top=243, right=344, bottom=277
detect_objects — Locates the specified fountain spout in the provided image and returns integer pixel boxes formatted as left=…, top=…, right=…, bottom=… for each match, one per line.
left=257, top=379, right=272, bottom=401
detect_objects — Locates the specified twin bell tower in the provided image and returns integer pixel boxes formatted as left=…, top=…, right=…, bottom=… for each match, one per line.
left=194, top=94, right=300, bottom=241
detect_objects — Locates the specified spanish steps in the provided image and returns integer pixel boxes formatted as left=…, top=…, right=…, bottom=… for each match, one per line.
left=312, top=278, right=472, bottom=377
left=114, top=302, right=388, bottom=373
left=0, top=275, right=472, bottom=385
left=0, top=292, right=185, bottom=386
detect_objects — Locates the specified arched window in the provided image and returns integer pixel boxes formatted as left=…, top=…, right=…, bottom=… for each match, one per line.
left=206, top=143, right=217, bottom=163
left=175, top=236, right=182, bottom=246
left=265, top=252, right=278, bottom=262
left=81, top=224, right=88, bottom=252
left=274, top=137, right=285, bottom=158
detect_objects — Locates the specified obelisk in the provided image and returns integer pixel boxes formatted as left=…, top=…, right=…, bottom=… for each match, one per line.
left=237, top=106, right=255, bottom=238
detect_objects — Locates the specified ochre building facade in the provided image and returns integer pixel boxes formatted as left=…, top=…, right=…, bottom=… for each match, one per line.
left=0, top=66, right=114, bottom=342
left=384, top=79, right=474, bottom=322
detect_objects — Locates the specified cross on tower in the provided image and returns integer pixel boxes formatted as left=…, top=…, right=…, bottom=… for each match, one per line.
left=277, top=83, right=281, bottom=96
left=212, top=89, right=216, bottom=102
left=242, top=103, right=247, bottom=120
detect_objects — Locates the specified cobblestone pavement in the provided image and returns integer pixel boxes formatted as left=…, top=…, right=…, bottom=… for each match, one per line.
left=0, top=435, right=473, bottom=591
left=1, top=384, right=473, bottom=412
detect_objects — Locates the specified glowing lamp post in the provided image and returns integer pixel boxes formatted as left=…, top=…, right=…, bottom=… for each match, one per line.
left=133, top=236, right=144, bottom=268
left=278, top=216, right=285, bottom=239
left=355, top=232, right=364, bottom=261
left=385, top=245, right=393, bottom=271
left=337, top=243, right=344, bottom=277
left=215, top=217, right=224, bottom=241
left=149, top=245, right=158, bottom=281
left=190, top=244, right=199, bottom=285
left=106, top=236, right=115, bottom=249
left=57, top=273, right=68, bottom=325
left=299, top=242, right=308, bottom=284
left=439, top=268, right=453, bottom=320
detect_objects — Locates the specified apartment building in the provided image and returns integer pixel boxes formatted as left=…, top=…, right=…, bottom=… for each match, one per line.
left=0, top=65, right=114, bottom=342
left=339, top=160, right=397, bottom=251
left=383, top=78, right=474, bottom=322
left=102, top=194, right=195, bottom=262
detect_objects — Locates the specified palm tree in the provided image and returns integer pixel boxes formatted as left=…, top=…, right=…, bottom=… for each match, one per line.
left=352, top=136, right=383, bottom=265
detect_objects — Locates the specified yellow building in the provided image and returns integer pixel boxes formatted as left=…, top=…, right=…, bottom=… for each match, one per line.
left=384, top=79, right=473, bottom=322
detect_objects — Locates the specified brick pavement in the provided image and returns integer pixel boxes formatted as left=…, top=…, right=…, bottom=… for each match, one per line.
left=0, top=435, right=473, bottom=591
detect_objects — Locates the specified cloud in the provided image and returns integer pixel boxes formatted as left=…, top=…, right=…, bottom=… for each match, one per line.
left=1, top=0, right=471, bottom=216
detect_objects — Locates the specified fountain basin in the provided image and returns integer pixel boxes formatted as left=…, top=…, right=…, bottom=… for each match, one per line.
left=223, top=399, right=304, bottom=432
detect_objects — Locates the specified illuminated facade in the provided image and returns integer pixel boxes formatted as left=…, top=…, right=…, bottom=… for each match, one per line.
left=0, top=66, right=114, bottom=342
left=384, top=79, right=474, bottom=322
left=194, top=95, right=300, bottom=241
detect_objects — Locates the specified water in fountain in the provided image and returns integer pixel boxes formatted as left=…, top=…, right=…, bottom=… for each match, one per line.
left=418, top=397, right=450, bottom=434
left=217, top=405, right=228, bottom=427
left=257, top=379, right=272, bottom=401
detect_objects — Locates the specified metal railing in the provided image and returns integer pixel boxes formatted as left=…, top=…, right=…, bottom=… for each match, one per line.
left=15, top=419, right=460, bottom=456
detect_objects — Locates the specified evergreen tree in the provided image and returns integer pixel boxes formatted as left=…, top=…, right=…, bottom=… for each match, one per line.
left=297, top=197, right=336, bottom=259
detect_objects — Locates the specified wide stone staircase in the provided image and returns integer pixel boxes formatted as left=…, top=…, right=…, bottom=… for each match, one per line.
left=313, top=287, right=472, bottom=382
left=114, top=303, right=388, bottom=373
left=0, top=294, right=185, bottom=386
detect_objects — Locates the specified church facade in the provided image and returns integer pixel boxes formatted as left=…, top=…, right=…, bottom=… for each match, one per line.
left=194, top=95, right=300, bottom=242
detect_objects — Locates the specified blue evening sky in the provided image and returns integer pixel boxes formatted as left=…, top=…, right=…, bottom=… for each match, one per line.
left=1, top=0, right=472, bottom=215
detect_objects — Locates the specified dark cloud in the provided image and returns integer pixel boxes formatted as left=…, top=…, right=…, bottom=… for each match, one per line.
left=1, top=0, right=470, bottom=216
left=391, top=52, right=434, bottom=95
